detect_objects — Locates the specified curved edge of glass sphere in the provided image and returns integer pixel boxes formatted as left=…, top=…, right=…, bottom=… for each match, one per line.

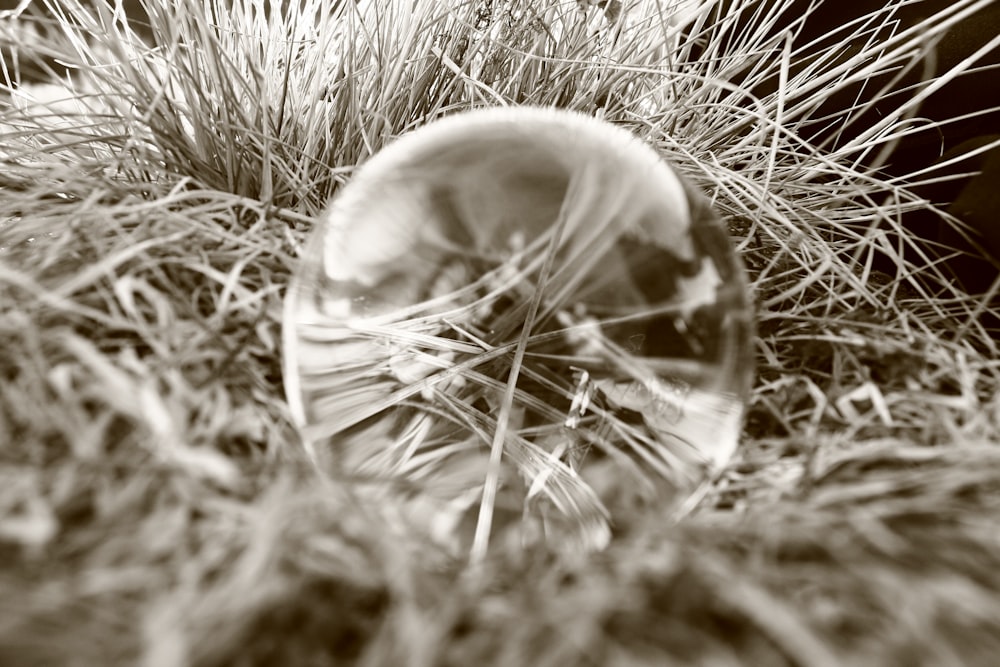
left=283, top=105, right=755, bottom=553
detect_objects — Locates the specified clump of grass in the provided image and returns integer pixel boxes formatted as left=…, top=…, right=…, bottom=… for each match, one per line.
left=3, top=0, right=1000, bottom=664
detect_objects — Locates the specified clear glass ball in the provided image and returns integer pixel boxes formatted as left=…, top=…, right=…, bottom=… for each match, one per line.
left=283, top=107, right=754, bottom=555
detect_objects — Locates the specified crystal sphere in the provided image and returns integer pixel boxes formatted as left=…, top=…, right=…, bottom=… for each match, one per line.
left=283, top=107, right=754, bottom=554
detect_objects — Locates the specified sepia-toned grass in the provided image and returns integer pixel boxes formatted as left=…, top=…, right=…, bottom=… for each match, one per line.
left=2, top=0, right=1000, bottom=664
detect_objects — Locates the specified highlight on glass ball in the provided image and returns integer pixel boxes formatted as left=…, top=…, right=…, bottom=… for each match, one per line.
left=282, top=106, right=754, bottom=556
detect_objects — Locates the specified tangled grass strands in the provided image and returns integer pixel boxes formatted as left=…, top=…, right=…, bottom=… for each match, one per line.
left=469, top=155, right=580, bottom=561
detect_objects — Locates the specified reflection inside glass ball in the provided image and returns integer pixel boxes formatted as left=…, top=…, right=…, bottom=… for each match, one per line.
left=283, top=107, right=754, bottom=554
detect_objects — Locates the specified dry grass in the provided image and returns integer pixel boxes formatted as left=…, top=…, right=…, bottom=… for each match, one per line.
left=2, top=0, right=1000, bottom=664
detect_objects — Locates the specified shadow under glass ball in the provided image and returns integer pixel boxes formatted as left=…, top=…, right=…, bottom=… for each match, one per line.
left=283, top=107, right=754, bottom=552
